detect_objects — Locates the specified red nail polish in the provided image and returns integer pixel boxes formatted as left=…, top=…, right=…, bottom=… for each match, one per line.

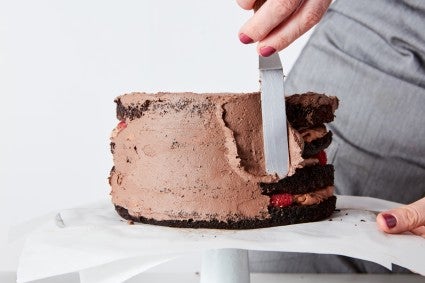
left=239, top=33, right=253, bottom=44
left=260, top=46, right=276, bottom=57
left=382, top=214, right=397, bottom=229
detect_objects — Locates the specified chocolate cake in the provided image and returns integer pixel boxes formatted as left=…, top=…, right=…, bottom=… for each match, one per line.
left=109, top=92, right=339, bottom=229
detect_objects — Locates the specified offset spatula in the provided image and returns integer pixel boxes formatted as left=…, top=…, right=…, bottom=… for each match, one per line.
left=253, top=0, right=288, bottom=178
left=259, top=53, right=289, bottom=178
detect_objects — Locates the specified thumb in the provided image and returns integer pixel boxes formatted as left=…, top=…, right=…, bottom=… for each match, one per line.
left=376, top=197, right=425, bottom=234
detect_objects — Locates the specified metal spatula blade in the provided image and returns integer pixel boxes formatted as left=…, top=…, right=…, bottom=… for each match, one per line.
left=259, top=53, right=289, bottom=178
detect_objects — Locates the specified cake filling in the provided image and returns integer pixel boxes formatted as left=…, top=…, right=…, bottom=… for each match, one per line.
left=294, top=186, right=334, bottom=206
left=269, top=186, right=334, bottom=208
left=299, top=126, right=327, bottom=143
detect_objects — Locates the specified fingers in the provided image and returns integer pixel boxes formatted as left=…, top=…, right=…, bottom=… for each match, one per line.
left=411, top=226, right=425, bottom=238
left=376, top=197, right=425, bottom=236
left=257, top=0, right=332, bottom=55
left=239, top=0, right=304, bottom=45
left=236, top=0, right=257, bottom=10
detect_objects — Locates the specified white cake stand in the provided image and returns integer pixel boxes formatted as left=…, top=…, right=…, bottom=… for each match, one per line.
left=15, top=196, right=425, bottom=283
left=201, top=249, right=250, bottom=283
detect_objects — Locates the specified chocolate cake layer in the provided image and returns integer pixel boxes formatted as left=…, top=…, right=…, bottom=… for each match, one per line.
left=268, top=196, right=336, bottom=226
left=286, top=92, right=339, bottom=129
left=302, top=131, right=333, bottom=158
left=260, top=165, right=334, bottom=195
left=115, top=196, right=336, bottom=230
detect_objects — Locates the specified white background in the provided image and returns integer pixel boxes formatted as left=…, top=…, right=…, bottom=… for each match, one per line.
left=0, top=0, right=311, bottom=272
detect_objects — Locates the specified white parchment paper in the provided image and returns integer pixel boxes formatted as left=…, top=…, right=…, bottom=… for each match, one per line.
left=15, top=196, right=425, bottom=283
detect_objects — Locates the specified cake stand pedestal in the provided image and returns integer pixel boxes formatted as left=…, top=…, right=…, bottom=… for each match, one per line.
left=201, top=249, right=249, bottom=283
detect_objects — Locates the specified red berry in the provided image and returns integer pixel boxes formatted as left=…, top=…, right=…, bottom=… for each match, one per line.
left=314, top=150, right=327, bottom=165
left=117, top=120, right=127, bottom=130
left=270, top=193, right=293, bottom=207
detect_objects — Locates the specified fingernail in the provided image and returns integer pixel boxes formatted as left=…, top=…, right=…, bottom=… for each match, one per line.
left=239, top=33, right=253, bottom=44
left=382, top=214, right=397, bottom=229
left=260, top=46, right=276, bottom=57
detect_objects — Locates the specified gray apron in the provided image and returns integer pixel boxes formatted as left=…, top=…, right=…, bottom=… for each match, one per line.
left=250, top=0, right=425, bottom=273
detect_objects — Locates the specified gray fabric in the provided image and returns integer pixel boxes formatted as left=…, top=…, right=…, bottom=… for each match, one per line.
left=250, top=0, right=425, bottom=273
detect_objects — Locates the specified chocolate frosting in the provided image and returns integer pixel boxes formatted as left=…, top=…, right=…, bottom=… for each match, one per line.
left=110, top=92, right=333, bottom=223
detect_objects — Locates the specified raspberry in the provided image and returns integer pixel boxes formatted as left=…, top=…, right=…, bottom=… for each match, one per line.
left=117, top=120, right=127, bottom=130
left=270, top=193, right=293, bottom=207
left=314, top=150, right=327, bottom=165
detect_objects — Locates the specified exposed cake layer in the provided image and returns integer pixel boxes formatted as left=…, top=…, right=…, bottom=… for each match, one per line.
left=286, top=92, right=339, bottom=129
left=260, top=164, right=335, bottom=195
left=110, top=92, right=338, bottom=226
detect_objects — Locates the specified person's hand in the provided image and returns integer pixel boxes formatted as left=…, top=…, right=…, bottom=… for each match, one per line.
left=237, top=0, right=332, bottom=56
left=377, top=197, right=425, bottom=238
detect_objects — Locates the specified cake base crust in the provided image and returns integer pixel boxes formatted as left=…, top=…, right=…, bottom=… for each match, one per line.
left=115, top=196, right=336, bottom=230
left=260, top=165, right=335, bottom=195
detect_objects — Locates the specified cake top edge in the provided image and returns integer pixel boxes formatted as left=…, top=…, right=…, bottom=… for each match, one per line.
left=115, top=91, right=337, bottom=103
left=115, top=91, right=258, bottom=101
left=286, top=92, right=339, bottom=112
left=114, top=92, right=339, bottom=123
left=125, top=91, right=260, bottom=95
